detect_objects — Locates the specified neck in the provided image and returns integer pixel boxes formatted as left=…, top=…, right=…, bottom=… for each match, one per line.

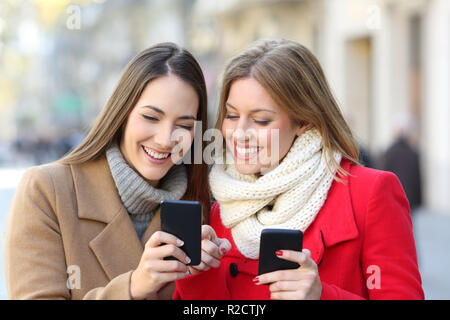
left=106, top=142, right=188, bottom=216
left=148, top=179, right=159, bottom=188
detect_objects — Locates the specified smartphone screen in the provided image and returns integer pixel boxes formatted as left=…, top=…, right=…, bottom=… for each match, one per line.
left=160, top=200, right=202, bottom=266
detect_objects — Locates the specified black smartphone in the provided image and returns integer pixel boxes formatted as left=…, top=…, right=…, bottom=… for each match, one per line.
left=258, top=228, right=303, bottom=276
left=160, top=200, right=202, bottom=266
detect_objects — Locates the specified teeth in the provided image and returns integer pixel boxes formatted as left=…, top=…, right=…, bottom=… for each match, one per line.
left=236, top=146, right=260, bottom=156
left=143, top=146, right=170, bottom=159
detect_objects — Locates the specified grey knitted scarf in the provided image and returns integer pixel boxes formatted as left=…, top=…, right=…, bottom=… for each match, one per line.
left=106, top=143, right=188, bottom=238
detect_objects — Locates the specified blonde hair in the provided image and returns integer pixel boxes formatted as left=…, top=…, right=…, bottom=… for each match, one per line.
left=216, top=39, right=360, bottom=180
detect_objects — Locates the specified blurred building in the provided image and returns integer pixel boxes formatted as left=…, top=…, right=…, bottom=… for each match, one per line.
left=188, top=0, right=450, bottom=214
left=0, top=0, right=193, bottom=165
left=0, top=0, right=449, bottom=213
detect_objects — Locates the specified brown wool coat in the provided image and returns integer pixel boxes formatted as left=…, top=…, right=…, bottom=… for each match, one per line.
left=4, top=155, right=175, bottom=299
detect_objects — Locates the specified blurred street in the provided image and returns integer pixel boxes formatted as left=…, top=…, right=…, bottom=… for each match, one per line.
left=0, top=170, right=449, bottom=300
left=412, top=209, right=450, bottom=299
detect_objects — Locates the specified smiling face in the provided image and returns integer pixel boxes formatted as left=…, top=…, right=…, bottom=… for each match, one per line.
left=222, top=77, right=309, bottom=175
left=120, top=74, right=198, bottom=186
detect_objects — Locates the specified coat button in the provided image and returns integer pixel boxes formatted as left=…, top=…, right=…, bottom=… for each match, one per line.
left=229, top=263, right=238, bottom=277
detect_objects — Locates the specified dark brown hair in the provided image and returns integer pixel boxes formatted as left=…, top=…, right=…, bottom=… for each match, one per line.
left=59, top=42, right=211, bottom=222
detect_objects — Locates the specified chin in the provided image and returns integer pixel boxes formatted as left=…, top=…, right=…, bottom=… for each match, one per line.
left=234, top=163, right=262, bottom=175
left=138, top=166, right=170, bottom=182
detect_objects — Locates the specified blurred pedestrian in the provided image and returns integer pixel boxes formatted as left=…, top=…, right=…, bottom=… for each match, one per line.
left=382, top=114, right=422, bottom=212
left=358, top=144, right=373, bottom=168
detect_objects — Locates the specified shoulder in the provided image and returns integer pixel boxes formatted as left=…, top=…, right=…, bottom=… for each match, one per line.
left=331, top=161, right=408, bottom=219
left=19, top=162, right=64, bottom=189
left=346, top=163, right=409, bottom=216
left=13, top=163, right=72, bottom=208
left=39, top=161, right=73, bottom=182
left=21, top=161, right=73, bottom=191
left=333, top=159, right=403, bottom=199
left=17, top=159, right=110, bottom=204
left=25, top=157, right=111, bottom=189
left=348, top=163, right=402, bottom=193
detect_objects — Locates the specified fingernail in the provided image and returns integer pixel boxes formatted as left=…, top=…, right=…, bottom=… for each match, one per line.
left=220, top=247, right=227, bottom=255
left=177, top=239, right=184, bottom=246
left=186, top=256, right=191, bottom=264
left=275, top=250, right=283, bottom=256
left=253, top=276, right=259, bottom=284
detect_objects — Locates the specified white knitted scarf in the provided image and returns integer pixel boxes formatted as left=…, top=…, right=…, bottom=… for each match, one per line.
left=209, top=128, right=342, bottom=259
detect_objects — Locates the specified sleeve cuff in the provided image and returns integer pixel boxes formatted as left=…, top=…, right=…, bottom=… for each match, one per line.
left=83, top=270, right=133, bottom=300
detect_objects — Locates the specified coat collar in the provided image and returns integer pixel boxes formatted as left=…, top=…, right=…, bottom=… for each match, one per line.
left=315, top=159, right=359, bottom=247
left=71, top=155, right=122, bottom=224
left=70, top=155, right=161, bottom=280
left=303, top=159, right=359, bottom=265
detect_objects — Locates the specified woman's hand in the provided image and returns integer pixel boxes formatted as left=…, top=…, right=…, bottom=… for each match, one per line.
left=130, top=231, right=190, bottom=300
left=254, top=249, right=322, bottom=300
left=188, top=225, right=231, bottom=275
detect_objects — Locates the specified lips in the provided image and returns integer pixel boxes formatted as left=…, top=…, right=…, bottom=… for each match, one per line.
left=235, top=145, right=261, bottom=156
left=142, top=145, right=171, bottom=164
left=234, top=141, right=263, bottom=160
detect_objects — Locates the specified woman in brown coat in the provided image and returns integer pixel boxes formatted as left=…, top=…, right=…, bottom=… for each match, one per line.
left=4, top=43, right=230, bottom=300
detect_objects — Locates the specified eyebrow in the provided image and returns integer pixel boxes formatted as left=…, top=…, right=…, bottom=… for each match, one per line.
left=225, top=102, right=276, bottom=114
left=141, top=105, right=197, bottom=120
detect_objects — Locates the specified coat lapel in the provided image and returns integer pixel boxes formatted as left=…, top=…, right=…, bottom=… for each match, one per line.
left=71, top=155, right=144, bottom=280
left=304, top=159, right=359, bottom=265
left=88, top=207, right=143, bottom=280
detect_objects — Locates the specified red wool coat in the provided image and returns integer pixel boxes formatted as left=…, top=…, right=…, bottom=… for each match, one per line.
left=174, top=160, right=424, bottom=300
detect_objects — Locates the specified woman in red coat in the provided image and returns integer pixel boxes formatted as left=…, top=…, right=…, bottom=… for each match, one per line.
left=175, top=39, right=424, bottom=300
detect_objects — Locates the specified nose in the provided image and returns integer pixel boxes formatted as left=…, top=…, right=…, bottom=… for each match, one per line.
left=233, top=117, right=256, bottom=144
left=153, top=122, right=175, bottom=151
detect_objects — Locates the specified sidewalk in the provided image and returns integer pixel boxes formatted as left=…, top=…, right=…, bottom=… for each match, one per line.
left=412, top=208, right=450, bottom=299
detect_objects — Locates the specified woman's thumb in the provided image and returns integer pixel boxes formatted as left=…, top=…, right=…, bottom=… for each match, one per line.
left=219, top=239, right=232, bottom=256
